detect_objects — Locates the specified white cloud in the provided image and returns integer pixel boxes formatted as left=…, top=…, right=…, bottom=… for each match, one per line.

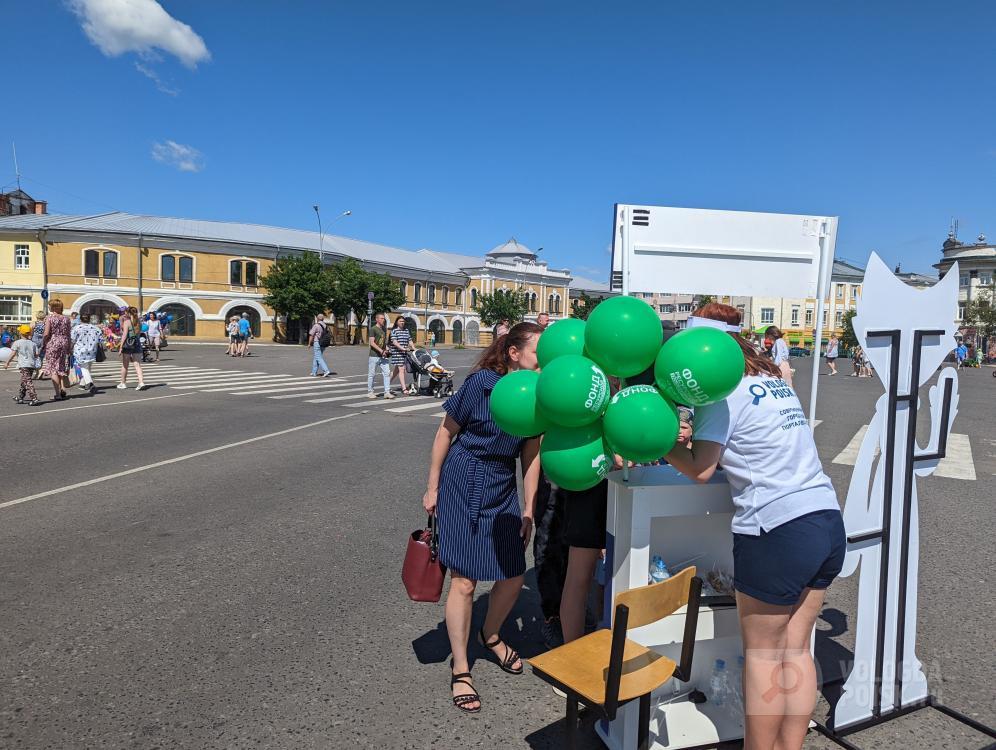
left=151, top=140, right=204, bottom=172
left=135, top=62, right=178, bottom=96
left=69, top=0, right=210, bottom=68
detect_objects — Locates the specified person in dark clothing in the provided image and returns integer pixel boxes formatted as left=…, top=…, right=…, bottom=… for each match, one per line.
left=532, top=479, right=568, bottom=647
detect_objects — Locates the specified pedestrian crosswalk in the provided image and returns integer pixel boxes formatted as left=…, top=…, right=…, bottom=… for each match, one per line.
left=83, top=362, right=448, bottom=418
left=831, top=424, right=976, bottom=481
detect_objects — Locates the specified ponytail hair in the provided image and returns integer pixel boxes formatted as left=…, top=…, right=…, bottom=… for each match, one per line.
left=693, top=303, right=781, bottom=378
left=474, top=321, right=542, bottom=375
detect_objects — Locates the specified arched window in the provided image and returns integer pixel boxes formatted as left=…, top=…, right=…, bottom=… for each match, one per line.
left=414, top=282, right=422, bottom=303
left=454, top=288, right=463, bottom=307
left=548, top=294, right=555, bottom=313
left=159, top=303, right=196, bottom=336
left=555, top=295, right=562, bottom=314
left=84, top=248, right=119, bottom=279
left=428, top=284, right=436, bottom=304
left=452, top=319, right=463, bottom=345
left=229, top=259, right=255, bottom=287
left=161, top=254, right=193, bottom=283
left=530, top=292, right=537, bottom=312
left=399, top=281, right=408, bottom=300
left=161, top=255, right=176, bottom=281
left=441, top=286, right=449, bottom=307
left=470, top=288, right=478, bottom=309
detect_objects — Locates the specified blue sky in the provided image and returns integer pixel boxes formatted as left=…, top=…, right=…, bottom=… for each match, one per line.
left=5, top=1, right=995, bottom=279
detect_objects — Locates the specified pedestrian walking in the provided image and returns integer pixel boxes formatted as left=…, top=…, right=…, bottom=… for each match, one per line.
left=41, top=299, right=73, bottom=401
left=422, top=322, right=544, bottom=714
left=765, top=325, right=793, bottom=385
left=955, top=341, right=968, bottom=369
left=117, top=307, right=147, bottom=391
left=307, top=314, right=332, bottom=377
left=388, top=316, right=413, bottom=394
left=226, top=316, right=239, bottom=356
left=31, top=311, right=45, bottom=378
left=366, top=312, right=392, bottom=399
left=146, top=312, right=162, bottom=362
left=826, top=335, right=839, bottom=375
left=69, top=311, right=80, bottom=329
left=70, top=313, right=104, bottom=392
left=238, top=312, right=253, bottom=357
left=666, top=303, right=844, bottom=750
left=495, top=318, right=511, bottom=338
left=4, top=325, right=41, bottom=405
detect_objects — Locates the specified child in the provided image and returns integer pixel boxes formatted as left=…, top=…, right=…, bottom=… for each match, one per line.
left=4, top=325, right=41, bottom=405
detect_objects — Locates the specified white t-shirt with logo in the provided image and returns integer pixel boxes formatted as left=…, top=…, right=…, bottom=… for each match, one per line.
left=692, top=374, right=839, bottom=536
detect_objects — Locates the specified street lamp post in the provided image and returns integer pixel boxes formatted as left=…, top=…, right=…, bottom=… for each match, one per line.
left=313, top=206, right=352, bottom=266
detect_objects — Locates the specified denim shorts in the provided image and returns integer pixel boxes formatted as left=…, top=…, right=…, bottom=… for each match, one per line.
left=733, top=509, right=845, bottom=606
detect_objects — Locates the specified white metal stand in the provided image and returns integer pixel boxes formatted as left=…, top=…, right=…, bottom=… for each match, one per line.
left=597, top=464, right=744, bottom=750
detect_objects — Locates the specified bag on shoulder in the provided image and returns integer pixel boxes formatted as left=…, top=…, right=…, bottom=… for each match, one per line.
left=318, top=323, right=333, bottom=349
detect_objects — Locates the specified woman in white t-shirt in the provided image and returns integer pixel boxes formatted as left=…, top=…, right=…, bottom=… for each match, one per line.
left=666, top=303, right=844, bottom=750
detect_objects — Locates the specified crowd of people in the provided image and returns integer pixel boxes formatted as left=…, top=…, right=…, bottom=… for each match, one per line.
left=422, top=304, right=844, bottom=750
left=0, top=301, right=177, bottom=404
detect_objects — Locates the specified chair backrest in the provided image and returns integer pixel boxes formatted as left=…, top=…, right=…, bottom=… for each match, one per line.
left=614, top=566, right=697, bottom=629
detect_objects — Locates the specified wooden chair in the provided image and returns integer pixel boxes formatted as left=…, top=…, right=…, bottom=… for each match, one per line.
left=529, top=566, right=703, bottom=750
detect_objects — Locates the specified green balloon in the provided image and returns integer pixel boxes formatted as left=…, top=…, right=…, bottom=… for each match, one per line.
left=655, top=327, right=745, bottom=406
left=602, top=385, right=679, bottom=462
left=584, top=296, right=664, bottom=377
left=536, top=354, right=610, bottom=427
left=537, top=318, right=587, bottom=368
left=490, top=370, right=549, bottom=437
left=541, top=423, right=610, bottom=491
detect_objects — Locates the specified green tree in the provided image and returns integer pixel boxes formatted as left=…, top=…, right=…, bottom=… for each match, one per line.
left=476, top=289, right=529, bottom=328
left=570, top=292, right=604, bottom=320
left=840, top=308, right=858, bottom=352
left=964, top=283, right=996, bottom=342
left=328, top=257, right=406, bottom=343
left=695, top=294, right=715, bottom=307
left=260, top=253, right=336, bottom=343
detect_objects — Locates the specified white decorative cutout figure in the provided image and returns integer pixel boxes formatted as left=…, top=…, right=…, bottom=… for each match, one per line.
left=834, top=253, right=960, bottom=729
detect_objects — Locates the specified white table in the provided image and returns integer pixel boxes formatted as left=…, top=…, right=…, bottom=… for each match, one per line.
left=597, top=465, right=745, bottom=750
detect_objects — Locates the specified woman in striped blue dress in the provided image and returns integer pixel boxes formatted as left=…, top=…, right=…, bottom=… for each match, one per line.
left=422, top=322, right=544, bottom=713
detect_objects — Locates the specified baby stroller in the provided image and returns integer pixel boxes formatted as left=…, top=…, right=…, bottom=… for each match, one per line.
left=406, top=348, right=455, bottom=398
left=139, top=333, right=155, bottom=362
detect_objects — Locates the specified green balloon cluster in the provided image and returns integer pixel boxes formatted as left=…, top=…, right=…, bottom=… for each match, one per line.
left=655, top=327, right=745, bottom=406
left=602, top=385, right=679, bottom=462
left=490, top=370, right=549, bottom=437
left=486, top=305, right=746, bottom=491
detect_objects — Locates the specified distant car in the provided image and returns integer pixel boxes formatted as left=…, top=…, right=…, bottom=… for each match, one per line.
left=789, top=347, right=811, bottom=357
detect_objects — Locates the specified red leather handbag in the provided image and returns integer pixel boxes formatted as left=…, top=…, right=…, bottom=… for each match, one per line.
left=402, top=514, right=447, bottom=602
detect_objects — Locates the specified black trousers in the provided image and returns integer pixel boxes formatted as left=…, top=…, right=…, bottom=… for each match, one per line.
left=532, top=474, right=569, bottom=619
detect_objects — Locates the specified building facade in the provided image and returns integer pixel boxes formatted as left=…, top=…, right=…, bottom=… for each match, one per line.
left=0, top=213, right=572, bottom=344
left=934, top=231, right=996, bottom=323
left=0, top=188, right=47, bottom=217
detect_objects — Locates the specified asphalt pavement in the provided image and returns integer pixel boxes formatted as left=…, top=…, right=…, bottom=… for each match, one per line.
left=0, top=343, right=992, bottom=749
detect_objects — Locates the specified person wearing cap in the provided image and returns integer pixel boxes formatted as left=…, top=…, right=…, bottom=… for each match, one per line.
left=4, top=325, right=41, bottom=405
left=665, top=303, right=844, bottom=750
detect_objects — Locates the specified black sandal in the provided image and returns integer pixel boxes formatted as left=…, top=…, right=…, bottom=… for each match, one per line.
left=478, top=628, right=523, bottom=675
left=451, top=672, right=481, bottom=713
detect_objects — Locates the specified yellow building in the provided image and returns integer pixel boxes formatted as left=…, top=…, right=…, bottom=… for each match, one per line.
left=0, top=213, right=574, bottom=344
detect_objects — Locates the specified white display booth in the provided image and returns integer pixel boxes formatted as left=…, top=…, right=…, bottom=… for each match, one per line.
left=598, top=205, right=838, bottom=749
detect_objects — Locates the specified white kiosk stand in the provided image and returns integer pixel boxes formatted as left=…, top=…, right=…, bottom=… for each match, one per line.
left=597, top=205, right=838, bottom=749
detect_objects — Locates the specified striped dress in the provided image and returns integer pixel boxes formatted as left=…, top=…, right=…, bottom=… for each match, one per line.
left=388, top=328, right=411, bottom=367
left=437, top=369, right=527, bottom=581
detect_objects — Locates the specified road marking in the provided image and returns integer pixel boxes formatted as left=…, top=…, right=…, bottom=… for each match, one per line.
left=0, top=412, right=362, bottom=511
left=0, top=393, right=190, bottom=420
left=431, top=411, right=445, bottom=417
left=259, top=384, right=369, bottom=398
left=385, top=400, right=447, bottom=413
left=303, top=391, right=390, bottom=404
left=200, top=377, right=347, bottom=393
left=345, top=396, right=431, bottom=408
left=832, top=425, right=975, bottom=481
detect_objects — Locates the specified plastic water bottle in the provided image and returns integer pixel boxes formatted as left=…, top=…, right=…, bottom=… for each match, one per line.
left=649, top=556, right=671, bottom=584
left=709, top=659, right=728, bottom=706
left=731, top=656, right=745, bottom=715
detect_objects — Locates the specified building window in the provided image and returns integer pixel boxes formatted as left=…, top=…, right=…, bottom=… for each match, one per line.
left=643, top=292, right=653, bottom=300
left=852, top=284, right=861, bottom=298
left=454, top=288, right=462, bottom=307
left=658, top=304, right=667, bottom=313
left=230, top=260, right=242, bottom=285
left=678, top=303, right=692, bottom=313
left=84, top=249, right=100, bottom=277
left=14, top=244, right=29, bottom=269
left=470, top=288, right=478, bottom=309
left=161, top=255, right=176, bottom=281
left=661, top=304, right=675, bottom=313
left=102, top=251, right=118, bottom=279
left=159, top=303, right=196, bottom=336
left=441, top=286, right=449, bottom=307
left=530, top=292, right=537, bottom=312
left=244, top=261, right=257, bottom=286
left=835, top=283, right=844, bottom=299
left=805, top=308, right=814, bottom=327
left=0, top=295, right=32, bottom=323
left=958, top=304, right=965, bottom=320
left=414, top=283, right=422, bottom=303
left=835, top=310, right=843, bottom=327
left=960, top=273, right=970, bottom=286
left=760, top=307, right=775, bottom=324
left=428, top=284, right=436, bottom=304
left=981, top=273, right=993, bottom=286
left=791, top=306, right=800, bottom=326
left=399, top=281, right=407, bottom=300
